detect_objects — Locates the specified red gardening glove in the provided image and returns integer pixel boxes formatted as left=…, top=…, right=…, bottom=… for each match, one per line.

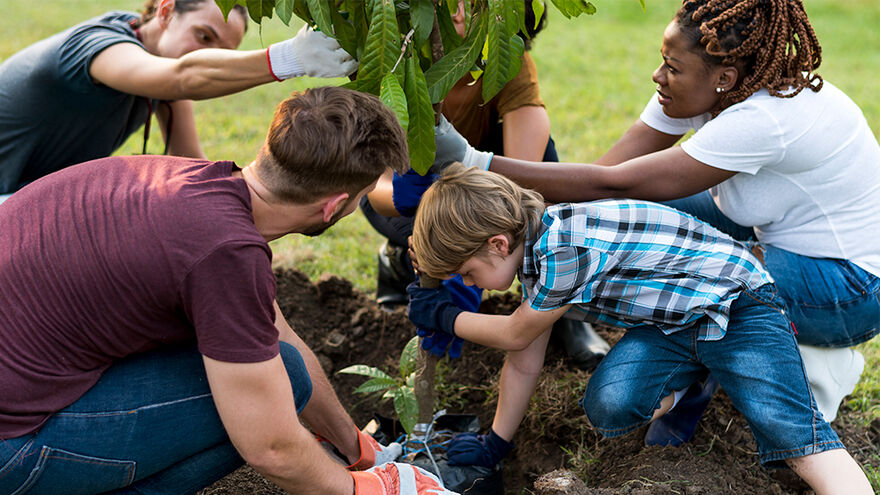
left=348, top=429, right=403, bottom=470
left=352, top=462, right=459, bottom=494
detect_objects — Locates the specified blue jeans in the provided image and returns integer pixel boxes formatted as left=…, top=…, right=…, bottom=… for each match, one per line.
left=664, top=191, right=880, bottom=347
left=0, top=343, right=312, bottom=495
left=581, top=285, right=843, bottom=466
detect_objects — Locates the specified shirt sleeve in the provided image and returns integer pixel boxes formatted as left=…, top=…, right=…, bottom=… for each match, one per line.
left=526, top=245, right=607, bottom=312
left=495, top=52, right=545, bottom=116
left=638, top=93, right=710, bottom=136
left=680, top=101, right=786, bottom=174
left=181, top=242, right=280, bottom=363
left=57, top=14, right=143, bottom=92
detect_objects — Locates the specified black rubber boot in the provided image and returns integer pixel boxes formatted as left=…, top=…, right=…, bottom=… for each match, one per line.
left=550, top=319, right=610, bottom=372
left=376, top=241, right=416, bottom=311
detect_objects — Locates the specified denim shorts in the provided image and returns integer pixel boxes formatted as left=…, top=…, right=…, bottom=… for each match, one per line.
left=0, top=343, right=312, bottom=495
left=580, top=284, right=844, bottom=467
left=664, top=191, right=880, bottom=347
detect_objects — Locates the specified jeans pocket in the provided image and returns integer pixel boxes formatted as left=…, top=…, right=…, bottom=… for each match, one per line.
left=10, top=446, right=136, bottom=495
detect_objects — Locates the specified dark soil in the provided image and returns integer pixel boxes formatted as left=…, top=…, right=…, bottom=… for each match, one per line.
left=199, top=268, right=880, bottom=494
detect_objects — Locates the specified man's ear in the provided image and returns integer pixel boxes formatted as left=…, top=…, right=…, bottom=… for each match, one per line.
left=157, top=0, right=176, bottom=28
left=321, top=192, right=350, bottom=222
left=486, top=234, right=511, bottom=257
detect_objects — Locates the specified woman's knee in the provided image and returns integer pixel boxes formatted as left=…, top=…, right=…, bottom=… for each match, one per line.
left=278, top=343, right=313, bottom=413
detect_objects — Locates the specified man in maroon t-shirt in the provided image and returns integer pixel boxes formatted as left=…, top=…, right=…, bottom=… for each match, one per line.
left=0, top=87, right=456, bottom=495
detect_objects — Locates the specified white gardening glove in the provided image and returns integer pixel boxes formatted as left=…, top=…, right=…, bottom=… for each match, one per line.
left=351, top=462, right=459, bottom=495
left=431, top=115, right=493, bottom=173
left=267, top=25, right=358, bottom=80
left=347, top=429, right=404, bottom=470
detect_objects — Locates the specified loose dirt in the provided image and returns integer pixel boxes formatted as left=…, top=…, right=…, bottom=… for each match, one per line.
left=199, top=268, right=880, bottom=494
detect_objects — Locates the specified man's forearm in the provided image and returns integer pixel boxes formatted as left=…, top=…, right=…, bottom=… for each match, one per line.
left=170, top=48, right=276, bottom=101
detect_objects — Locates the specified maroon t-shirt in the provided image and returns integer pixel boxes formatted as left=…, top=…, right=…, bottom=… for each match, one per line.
left=0, top=156, right=280, bottom=438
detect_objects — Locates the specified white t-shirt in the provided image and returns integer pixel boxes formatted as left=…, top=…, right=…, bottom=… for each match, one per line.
left=639, top=82, right=880, bottom=277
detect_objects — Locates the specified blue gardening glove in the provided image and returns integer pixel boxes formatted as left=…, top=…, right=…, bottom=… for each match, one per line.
left=432, top=115, right=494, bottom=173
left=392, top=169, right=437, bottom=217
left=416, top=328, right=464, bottom=359
left=407, top=281, right=464, bottom=337
left=413, top=275, right=481, bottom=359
left=446, top=429, right=514, bottom=467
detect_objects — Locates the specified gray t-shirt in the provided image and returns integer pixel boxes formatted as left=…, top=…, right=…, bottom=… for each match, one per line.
left=0, top=11, right=156, bottom=194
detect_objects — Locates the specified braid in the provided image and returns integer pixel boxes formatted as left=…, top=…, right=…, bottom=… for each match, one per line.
left=677, top=0, right=822, bottom=114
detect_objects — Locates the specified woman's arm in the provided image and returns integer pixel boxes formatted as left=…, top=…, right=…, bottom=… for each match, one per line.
left=502, top=105, right=551, bottom=161
left=594, top=119, right=684, bottom=165
left=155, top=99, right=207, bottom=159
left=488, top=145, right=735, bottom=204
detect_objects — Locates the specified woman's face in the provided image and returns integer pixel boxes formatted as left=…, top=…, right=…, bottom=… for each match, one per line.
left=651, top=21, right=725, bottom=118
left=155, top=0, right=247, bottom=58
left=451, top=1, right=466, bottom=37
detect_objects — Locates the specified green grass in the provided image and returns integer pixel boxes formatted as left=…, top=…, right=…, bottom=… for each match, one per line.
left=4, top=1, right=880, bottom=422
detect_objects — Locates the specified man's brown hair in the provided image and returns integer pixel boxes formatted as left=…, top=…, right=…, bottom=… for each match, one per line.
left=412, top=163, right=545, bottom=279
left=257, top=86, right=409, bottom=203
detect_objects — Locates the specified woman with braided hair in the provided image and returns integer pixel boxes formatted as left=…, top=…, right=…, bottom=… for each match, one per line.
left=433, top=0, right=880, bottom=460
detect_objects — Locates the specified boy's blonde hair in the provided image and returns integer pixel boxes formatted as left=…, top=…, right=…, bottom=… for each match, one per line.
left=412, top=163, right=545, bottom=279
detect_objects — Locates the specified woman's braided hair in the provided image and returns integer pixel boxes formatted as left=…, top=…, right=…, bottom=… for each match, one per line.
left=677, top=0, right=822, bottom=113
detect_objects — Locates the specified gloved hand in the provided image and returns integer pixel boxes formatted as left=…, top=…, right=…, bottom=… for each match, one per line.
left=416, top=328, right=464, bottom=359
left=352, top=462, right=459, bottom=494
left=432, top=115, right=493, bottom=173
left=392, top=169, right=438, bottom=217
left=348, top=429, right=404, bottom=470
left=407, top=281, right=464, bottom=337
left=446, top=429, right=514, bottom=468
left=267, top=25, right=358, bottom=80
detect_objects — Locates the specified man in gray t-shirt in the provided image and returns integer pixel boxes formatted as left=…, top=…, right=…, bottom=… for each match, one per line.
left=0, top=1, right=359, bottom=199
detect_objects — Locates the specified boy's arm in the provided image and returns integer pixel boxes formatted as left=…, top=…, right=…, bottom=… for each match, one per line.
left=454, top=303, right=571, bottom=351
left=492, top=328, right=552, bottom=439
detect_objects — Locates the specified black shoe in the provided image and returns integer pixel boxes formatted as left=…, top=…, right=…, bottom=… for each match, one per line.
left=551, top=319, right=610, bottom=372
left=376, top=241, right=415, bottom=311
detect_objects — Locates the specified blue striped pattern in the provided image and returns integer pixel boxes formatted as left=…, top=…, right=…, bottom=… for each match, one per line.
left=520, top=200, right=772, bottom=340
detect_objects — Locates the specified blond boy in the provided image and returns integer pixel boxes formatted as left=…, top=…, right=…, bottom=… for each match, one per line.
left=407, top=163, right=871, bottom=495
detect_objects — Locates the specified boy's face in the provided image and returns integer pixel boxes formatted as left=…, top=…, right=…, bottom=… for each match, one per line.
left=455, top=236, right=523, bottom=291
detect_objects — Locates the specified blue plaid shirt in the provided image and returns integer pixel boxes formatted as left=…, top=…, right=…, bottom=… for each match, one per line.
left=519, top=200, right=772, bottom=341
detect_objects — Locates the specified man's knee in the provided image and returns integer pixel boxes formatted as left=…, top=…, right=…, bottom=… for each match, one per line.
left=279, top=343, right=313, bottom=413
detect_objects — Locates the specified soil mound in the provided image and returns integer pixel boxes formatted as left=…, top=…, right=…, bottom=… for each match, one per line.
left=199, top=268, right=879, bottom=494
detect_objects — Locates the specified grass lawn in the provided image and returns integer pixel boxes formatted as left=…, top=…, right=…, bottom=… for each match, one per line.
left=4, top=0, right=880, bottom=424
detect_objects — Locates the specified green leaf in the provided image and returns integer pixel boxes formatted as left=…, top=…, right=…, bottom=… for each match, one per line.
left=215, top=0, right=241, bottom=21
left=246, top=0, right=276, bottom=23
left=403, top=56, right=436, bottom=174
left=549, top=0, right=595, bottom=19
left=358, top=0, right=401, bottom=94
left=483, top=31, right=524, bottom=102
left=292, top=0, right=315, bottom=24
left=306, top=0, right=333, bottom=34
left=424, top=11, right=486, bottom=103
left=399, top=336, right=420, bottom=378
left=338, top=364, right=393, bottom=380
left=343, top=0, right=369, bottom=59
left=353, top=376, right=398, bottom=394
left=638, top=0, right=646, bottom=13
left=331, top=7, right=359, bottom=57
left=381, top=72, right=409, bottom=131
left=531, top=0, right=545, bottom=30
left=409, top=0, right=435, bottom=49
left=393, top=387, right=419, bottom=434
left=275, top=0, right=294, bottom=24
